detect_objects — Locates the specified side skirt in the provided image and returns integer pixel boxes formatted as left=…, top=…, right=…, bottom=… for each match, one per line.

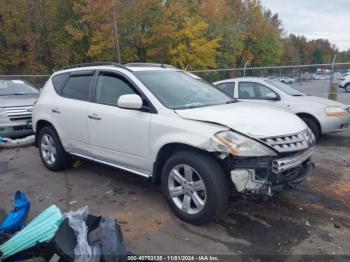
left=70, top=152, right=152, bottom=179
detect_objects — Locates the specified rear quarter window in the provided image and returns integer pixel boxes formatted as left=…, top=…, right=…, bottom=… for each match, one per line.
left=52, top=73, right=69, bottom=94
left=61, top=75, right=93, bottom=102
left=216, top=82, right=235, bottom=97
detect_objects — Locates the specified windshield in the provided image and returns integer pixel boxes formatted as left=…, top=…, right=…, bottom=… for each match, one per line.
left=265, top=79, right=304, bottom=96
left=134, top=70, right=233, bottom=109
left=0, top=80, right=38, bottom=96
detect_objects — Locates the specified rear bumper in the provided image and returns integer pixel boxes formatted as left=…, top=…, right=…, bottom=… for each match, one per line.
left=223, top=148, right=315, bottom=196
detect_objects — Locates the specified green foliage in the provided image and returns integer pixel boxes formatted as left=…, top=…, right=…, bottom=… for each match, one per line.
left=0, top=0, right=347, bottom=74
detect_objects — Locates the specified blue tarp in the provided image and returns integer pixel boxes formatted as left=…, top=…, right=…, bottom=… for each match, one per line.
left=0, top=191, right=30, bottom=234
left=0, top=205, right=63, bottom=259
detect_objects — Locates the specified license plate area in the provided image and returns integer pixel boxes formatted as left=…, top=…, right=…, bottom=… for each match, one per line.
left=26, top=120, right=32, bottom=129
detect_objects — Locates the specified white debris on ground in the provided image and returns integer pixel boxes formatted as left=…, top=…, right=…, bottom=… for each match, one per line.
left=0, top=135, right=35, bottom=148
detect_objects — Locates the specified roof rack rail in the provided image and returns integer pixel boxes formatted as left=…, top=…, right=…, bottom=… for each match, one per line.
left=60, top=62, right=131, bottom=71
left=125, top=63, right=176, bottom=69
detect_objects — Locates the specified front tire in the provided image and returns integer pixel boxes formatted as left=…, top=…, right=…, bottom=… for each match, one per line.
left=161, top=150, right=230, bottom=225
left=38, top=126, right=70, bottom=171
left=301, top=116, right=320, bottom=141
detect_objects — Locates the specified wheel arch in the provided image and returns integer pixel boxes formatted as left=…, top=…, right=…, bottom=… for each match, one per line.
left=152, top=143, right=214, bottom=186
left=35, top=120, right=57, bottom=147
left=296, top=112, right=322, bottom=133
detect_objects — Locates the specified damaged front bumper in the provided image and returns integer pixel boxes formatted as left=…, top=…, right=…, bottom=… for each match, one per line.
left=222, top=147, right=315, bottom=197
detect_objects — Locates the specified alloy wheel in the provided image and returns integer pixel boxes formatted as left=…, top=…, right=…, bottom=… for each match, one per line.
left=168, top=164, right=207, bottom=215
left=40, top=134, right=57, bottom=165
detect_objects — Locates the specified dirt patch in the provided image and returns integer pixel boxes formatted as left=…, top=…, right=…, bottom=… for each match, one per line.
left=115, top=209, right=171, bottom=239
left=201, top=195, right=315, bottom=255
left=306, top=165, right=350, bottom=206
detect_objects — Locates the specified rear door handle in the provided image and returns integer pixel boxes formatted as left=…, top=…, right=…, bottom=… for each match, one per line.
left=88, top=113, right=102, bottom=120
left=52, top=108, right=61, bottom=114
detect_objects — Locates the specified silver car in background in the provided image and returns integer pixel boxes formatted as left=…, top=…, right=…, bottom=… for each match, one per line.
left=0, top=80, right=39, bottom=138
left=213, top=77, right=350, bottom=140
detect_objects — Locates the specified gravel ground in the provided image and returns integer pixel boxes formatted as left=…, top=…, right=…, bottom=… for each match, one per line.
left=0, top=80, right=349, bottom=260
left=1, top=129, right=350, bottom=260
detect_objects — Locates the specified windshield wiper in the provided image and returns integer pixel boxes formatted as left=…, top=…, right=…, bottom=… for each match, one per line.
left=10, top=93, right=32, bottom=95
left=183, top=103, right=203, bottom=109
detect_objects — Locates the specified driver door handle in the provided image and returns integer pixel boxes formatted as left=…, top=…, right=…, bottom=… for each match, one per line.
left=52, top=108, right=61, bottom=114
left=88, top=113, right=102, bottom=120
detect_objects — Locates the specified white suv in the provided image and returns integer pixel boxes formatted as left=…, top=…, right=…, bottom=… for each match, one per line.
left=33, top=63, right=315, bottom=225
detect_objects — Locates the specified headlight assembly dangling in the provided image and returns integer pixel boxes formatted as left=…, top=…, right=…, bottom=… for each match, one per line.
left=212, top=131, right=277, bottom=157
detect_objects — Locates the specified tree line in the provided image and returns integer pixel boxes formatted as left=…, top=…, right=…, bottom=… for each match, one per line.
left=0, top=0, right=349, bottom=74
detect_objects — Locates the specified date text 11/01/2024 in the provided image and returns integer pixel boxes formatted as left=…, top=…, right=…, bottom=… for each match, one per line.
left=127, top=255, right=220, bottom=261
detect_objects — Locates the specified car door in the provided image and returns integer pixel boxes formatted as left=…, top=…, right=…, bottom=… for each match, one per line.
left=53, top=71, right=94, bottom=157
left=88, top=71, right=152, bottom=174
left=237, top=81, right=282, bottom=106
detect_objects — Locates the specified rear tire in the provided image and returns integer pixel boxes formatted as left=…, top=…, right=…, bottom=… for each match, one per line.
left=301, top=116, right=320, bottom=141
left=38, top=126, right=71, bottom=171
left=345, top=84, right=350, bottom=93
left=161, top=150, right=230, bottom=225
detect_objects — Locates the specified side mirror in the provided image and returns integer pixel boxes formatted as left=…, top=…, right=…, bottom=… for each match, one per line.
left=265, top=92, right=278, bottom=101
left=117, top=94, right=143, bottom=110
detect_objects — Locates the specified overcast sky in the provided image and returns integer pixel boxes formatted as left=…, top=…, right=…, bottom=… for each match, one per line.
left=261, top=0, right=350, bottom=51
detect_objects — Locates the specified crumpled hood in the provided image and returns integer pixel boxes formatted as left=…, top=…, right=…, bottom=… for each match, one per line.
left=0, top=94, right=38, bottom=107
left=298, top=96, right=347, bottom=108
left=175, top=102, right=307, bottom=138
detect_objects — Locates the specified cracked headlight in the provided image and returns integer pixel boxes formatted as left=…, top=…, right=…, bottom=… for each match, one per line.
left=212, top=131, right=277, bottom=157
left=0, top=108, right=7, bottom=118
left=325, top=106, right=347, bottom=117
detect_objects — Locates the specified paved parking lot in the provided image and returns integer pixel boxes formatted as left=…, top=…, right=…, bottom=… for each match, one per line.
left=1, top=128, right=350, bottom=258
left=291, top=79, right=350, bottom=105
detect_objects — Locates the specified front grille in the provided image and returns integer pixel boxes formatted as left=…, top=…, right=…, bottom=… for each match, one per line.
left=260, top=129, right=314, bottom=153
left=272, top=147, right=314, bottom=173
left=9, top=116, right=32, bottom=121
left=5, top=106, right=33, bottom=120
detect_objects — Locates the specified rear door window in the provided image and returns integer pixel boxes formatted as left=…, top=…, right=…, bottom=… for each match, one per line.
left=61, top=74, right=93, bottom=101
left=216, top=82, right=235, bottom=97
left=238, top=82, right=277, bottom=100
left=238, top=82, right=256, bottom=99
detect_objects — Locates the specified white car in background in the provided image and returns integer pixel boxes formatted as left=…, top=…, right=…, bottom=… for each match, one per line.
left=280, top=76, right=296, bottom=84
left=339, top=73, right=350, bottom=92
left=213, top=77, right=350, bottom=140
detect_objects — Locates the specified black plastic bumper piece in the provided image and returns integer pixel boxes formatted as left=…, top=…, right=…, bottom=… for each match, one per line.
left=271, top=162, right=315, bottom=192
